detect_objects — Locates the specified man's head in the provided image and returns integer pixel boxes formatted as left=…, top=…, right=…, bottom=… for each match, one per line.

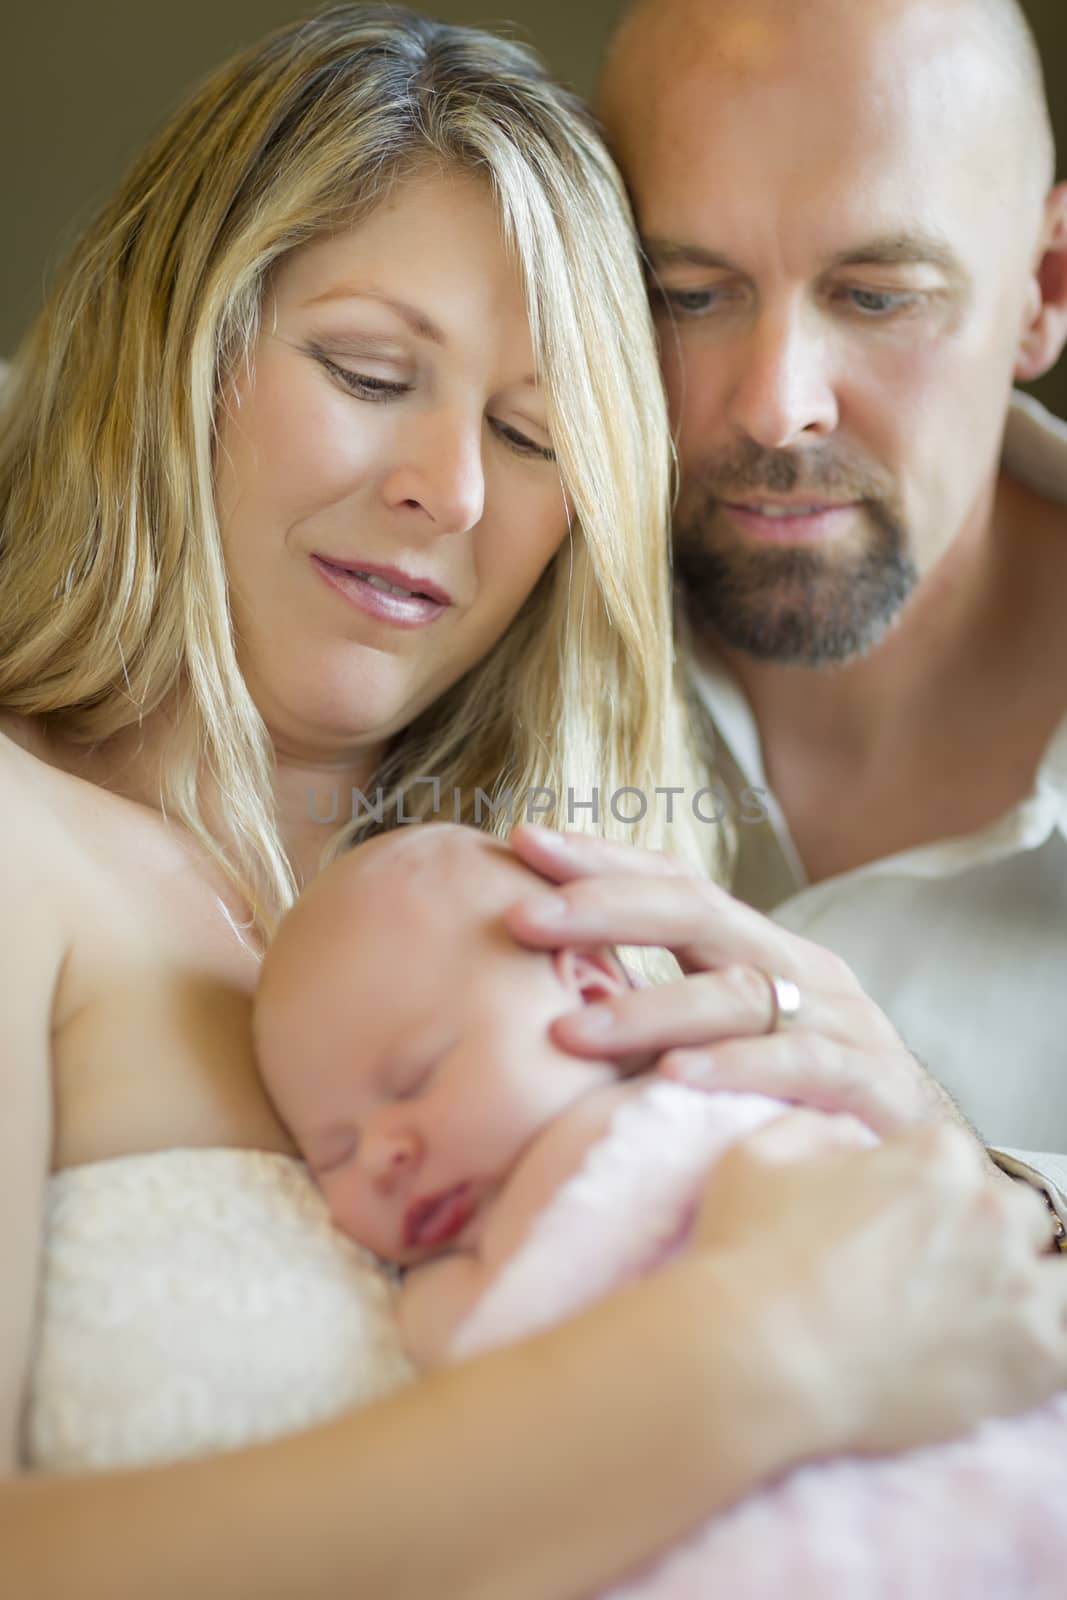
left=600, top=0, right=1067, bottom=665
left=254, top=824, right=629, bottom=1264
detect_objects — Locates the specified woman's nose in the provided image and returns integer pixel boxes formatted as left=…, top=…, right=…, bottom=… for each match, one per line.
left=383, top=408, right=486, bottom=535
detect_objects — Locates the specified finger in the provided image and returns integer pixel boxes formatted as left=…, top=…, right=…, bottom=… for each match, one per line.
left=551, top=967, right=848, bottom=1055
left=505, top=872, right=826, bottom=982
left=658, top=1033, right=919, bottom=1136
left=732, top=1106, right=875, bottom=1163
left=508, top=824, right=690, bottom=885
left=602, top=1046, right=662, bottom=1080
left=880, top=1119, right=991, bottom=1184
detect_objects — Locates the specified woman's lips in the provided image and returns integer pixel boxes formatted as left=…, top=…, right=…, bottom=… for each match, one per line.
left=310, top=554, right=450, bottom=628
left=404, top=1183, right=475, bottom=1250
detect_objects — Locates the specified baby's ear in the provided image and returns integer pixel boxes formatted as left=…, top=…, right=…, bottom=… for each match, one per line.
left=553, top=947, right=631, bottom=1004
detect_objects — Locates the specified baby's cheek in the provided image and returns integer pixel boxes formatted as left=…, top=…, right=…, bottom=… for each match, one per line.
left=316, top=1164, right=355, bottom=1232
left=318, top=1163, right=385, bottom=1256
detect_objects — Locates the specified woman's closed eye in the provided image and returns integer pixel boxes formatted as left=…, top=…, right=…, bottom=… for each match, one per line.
left=490, top=417, right=556, bottom=463
left=314, top=346, right=556, bottom=461
left=317, top=354, right=411, bottom=401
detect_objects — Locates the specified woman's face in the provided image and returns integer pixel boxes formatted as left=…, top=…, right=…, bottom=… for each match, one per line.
left=215, top=170, right=569, bottom=766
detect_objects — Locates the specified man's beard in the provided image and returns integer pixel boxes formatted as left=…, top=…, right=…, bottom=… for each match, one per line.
left=674, top=440, right=918, bottom=667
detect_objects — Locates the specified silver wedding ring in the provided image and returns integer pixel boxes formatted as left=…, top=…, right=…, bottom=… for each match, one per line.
left=763, top=971, right=801, bottom=1033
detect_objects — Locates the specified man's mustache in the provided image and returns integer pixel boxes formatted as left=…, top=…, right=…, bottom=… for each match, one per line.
left=687, top=440, right=895, bottom=503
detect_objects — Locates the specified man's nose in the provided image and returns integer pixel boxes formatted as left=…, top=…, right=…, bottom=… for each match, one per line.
left=383, top=407, right=486, bottom=535
left=727, top=308, right=839, bottom=450
left=359, top=1126, right=423, bottom=1188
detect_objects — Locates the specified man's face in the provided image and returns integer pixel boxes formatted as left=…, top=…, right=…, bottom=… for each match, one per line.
left=607, top=5, right=1046, bottom=665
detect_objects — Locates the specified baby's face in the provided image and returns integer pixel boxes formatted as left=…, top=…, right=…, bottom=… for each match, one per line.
left=255, top=826, right=627, bottom=1264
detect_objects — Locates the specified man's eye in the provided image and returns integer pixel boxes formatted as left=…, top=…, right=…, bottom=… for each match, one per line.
left=845, top=288, right=919, bottom=316
left=655, top=287, right=723, bottom=317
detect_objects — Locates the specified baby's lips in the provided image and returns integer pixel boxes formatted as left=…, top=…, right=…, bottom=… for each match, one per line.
left=403, top=1182, right=475, bottom=1250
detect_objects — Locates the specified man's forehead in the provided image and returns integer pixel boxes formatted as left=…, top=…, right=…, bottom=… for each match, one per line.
left=603, top=0, right=1037, bottom=222
left=624, top=62, right=1031, bottom=279
left=606, top=0, right=1029, bottom=89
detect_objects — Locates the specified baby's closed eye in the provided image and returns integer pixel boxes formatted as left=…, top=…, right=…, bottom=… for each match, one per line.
left=393, top=1060, right=436, bottom=1100
left=306, top=1128, right=358, bottom=1173
left=390, top=1032, right=457, bottom=1100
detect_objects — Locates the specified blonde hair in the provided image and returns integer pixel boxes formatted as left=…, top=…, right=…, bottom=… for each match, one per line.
left=0, top=3, right=716, bottom=941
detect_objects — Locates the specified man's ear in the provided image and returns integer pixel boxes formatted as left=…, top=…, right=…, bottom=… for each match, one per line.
left=1015, top=183, right=1067, bottom=381
left=553, top=947, right=631, bottom=1004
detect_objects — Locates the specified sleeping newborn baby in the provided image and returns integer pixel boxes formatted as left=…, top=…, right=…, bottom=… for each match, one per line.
left=254, top=823, right=1067, bottom=1600
left=254, top=821, right=648, bottom=1366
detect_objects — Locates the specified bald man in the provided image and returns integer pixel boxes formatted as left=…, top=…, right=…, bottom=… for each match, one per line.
left=599, top=0, right=1067, bottom=1218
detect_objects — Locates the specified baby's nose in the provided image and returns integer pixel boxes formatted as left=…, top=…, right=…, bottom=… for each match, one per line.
left=364, top=1128, right=421, bottom=1185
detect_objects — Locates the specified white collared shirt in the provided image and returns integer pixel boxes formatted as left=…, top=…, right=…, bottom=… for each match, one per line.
left=688, top=393, right=1067, bottom=1224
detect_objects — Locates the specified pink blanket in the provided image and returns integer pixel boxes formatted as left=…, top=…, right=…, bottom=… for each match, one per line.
left=449, top=1083, right=1067, bottom=1599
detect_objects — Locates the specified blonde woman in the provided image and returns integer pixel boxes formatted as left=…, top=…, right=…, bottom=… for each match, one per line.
left=2, top=8, right=1064, bottom=1598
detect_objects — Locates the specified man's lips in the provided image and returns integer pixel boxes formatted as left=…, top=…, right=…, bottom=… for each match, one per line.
left=719, top=499, right=861, bottom=545
left=403, top=1183, right=476, bottom=1251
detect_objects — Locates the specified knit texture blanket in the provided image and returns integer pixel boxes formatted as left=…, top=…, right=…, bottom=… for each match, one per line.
left=450, top=1082, right=1067, bottom=1600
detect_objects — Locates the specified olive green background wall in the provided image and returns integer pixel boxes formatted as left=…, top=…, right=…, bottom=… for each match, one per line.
left=2, top=0, right=1065, bottom=414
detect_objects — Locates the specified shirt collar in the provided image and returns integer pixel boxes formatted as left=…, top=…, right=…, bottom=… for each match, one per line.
left=683, top=390, right=1067, bottom=883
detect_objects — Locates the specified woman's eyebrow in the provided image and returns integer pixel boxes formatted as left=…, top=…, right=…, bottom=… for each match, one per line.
left=302, top=286, right=447, bottom=346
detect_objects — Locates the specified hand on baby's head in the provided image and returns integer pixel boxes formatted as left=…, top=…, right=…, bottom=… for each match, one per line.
left=253, top=824, right=630, bottom=1264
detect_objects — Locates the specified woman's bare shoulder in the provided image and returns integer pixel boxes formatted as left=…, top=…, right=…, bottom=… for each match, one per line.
left=0, top=716, right=54, bottom=811
left=0, top=710, right=53, bottom=756
left=0, top=716, right=72, bottom=843
left=0, top=719, right=66, bottom=1471
left=0, top=718, right=74, bottom=947
left=0, top=710, right=31, bottom=746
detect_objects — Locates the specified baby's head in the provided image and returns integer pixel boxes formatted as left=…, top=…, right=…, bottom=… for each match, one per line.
left=254, top=824, right=630, bottom=1265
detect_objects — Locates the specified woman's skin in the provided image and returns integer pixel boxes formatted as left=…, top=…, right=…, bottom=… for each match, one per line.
left=1, top=170, right=575, bottom=1469
left=215, top=172, right=571, bottom=886
left=3, top=172, right=1067, bottom=1600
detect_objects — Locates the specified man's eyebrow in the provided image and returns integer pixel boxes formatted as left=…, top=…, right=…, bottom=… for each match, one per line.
left=302, top=286, right=447, bottom=345
left=643, top=239, right=739, bottom=273
left=826, top=233, right=966, bottom=278
left=643, top=232, right=966, bottom=280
